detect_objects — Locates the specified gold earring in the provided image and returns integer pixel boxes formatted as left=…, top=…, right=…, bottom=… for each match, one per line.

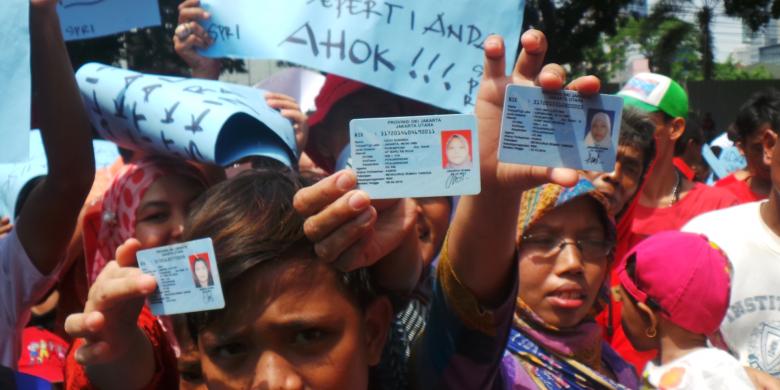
left=645, top=326, right=657, bottom=338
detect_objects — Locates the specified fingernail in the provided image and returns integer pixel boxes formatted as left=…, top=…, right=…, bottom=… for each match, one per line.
left=348, top=192, right=369, bottom=210
left=314, top=243, right=328, bottom=259
left=336, top=171, right=355, bottom=191
left=357, top=210, right=374, bottom=225
left=204, top=12, right=211, bottom=18
left=485, top=38, right=499, bottom=49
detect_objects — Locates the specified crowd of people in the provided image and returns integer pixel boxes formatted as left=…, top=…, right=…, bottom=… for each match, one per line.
left=3, top=0, right=780, bottom=389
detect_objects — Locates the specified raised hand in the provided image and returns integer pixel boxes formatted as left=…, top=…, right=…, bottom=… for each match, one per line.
left=265, top=92, right=310, bottom=153
left=175, top=0, right=221, bottom=79
left=293, top=170, right=419, bottom=276
left=476, top=30, right=600, bottom=193
left=65, top=239, right=155, bottom=366
left=447, top=30, right=602, bottom=305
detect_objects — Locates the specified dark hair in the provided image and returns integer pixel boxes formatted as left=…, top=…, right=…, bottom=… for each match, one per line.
left=734, top=88, right=780, bottom=143
left=619, top=107, right=656, bottom=179
left=183, top=169, right=378, bottom=335
left=191, top=257, right=214, bottom=288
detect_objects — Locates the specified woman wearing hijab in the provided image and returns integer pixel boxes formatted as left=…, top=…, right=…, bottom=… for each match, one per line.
left=585, top=112, right=613, bottom=148
left=65, top=157, right=212, bottom=390
left=503, top=179, right=638, bottom=389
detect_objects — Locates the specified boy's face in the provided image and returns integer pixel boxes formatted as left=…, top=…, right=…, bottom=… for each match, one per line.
left=742, top=123, right=772, bottom=180
left=617, top=285, right=655, bottom=351
left=198, top=259, right=389, bottom=390
left=766, top=130, right=780, bottom=194
left=581, top=145, right=645, bottom=217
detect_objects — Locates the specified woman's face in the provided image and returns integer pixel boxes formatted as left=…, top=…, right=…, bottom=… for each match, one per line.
left=134, top=175, right=204, bottom=249
left=446, top=136, right=469, bottom=166
left=198, top=259, right=390, bottom=390
left=194, top=260, right=210, bottom=287
left=591, top=115, right=610, bottom=142
left=517, top=197, right=610, bottom=328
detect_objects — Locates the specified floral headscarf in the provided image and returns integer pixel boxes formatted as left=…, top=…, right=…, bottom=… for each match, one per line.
left=507, top=179, right=637, bottom=389
left=83, top=157, right=208, bottom=284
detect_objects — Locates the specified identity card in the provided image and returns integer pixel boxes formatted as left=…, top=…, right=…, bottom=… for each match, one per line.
left=350, top=114, right=481, bottom=199
left=498, top=85, right=624, bottom=172
left=136, top=238, right=225, bottom=316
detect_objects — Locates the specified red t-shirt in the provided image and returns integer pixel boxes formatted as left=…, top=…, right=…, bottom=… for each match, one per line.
left=598, top=183, right=739, bottom=372
left=715, top=173, right=766, bottom=204
left=625, top=183, right=739, bottom=252
left=18, top=327, right=69, bottom=384
left=64, top=306, right=178, bottom=389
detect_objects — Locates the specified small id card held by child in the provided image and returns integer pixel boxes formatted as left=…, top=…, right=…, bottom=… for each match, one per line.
left=350, top=114, right=481, bottom=199
left=136, top=238, right=225, bottom=316
left=498, top=85, right=624, bottom=172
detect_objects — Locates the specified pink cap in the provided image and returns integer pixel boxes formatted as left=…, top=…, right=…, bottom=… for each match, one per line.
left=617, top=231, right=732, bottom=335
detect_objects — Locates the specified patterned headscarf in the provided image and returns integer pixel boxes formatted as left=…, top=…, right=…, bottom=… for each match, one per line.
left=84, top=157, right=208, bottom=284
left=508, top=179, right=637, bottom=388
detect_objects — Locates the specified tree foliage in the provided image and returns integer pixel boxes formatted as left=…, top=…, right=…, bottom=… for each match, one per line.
left=724, top=0, right=780, bottom=31
left=714, top=57, right=774, bottom=79
left=522, top=0, right=634, bottom=80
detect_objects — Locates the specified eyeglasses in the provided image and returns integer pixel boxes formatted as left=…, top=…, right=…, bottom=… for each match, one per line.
left=521, top=234, right=613, bottom=261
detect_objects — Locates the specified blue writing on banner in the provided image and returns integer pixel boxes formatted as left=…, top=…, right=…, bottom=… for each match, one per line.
left=0, top=0, right=30, bottom=163
left=199, top=0, right=524, bottom=113
left=75, top=63, right=297, bottom=167
left=58, top=0, right=162, bottom=41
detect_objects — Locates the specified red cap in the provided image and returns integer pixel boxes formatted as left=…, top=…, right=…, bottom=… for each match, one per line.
left=17, top=327, right=69, bottom=383
left=617, top=231, right=732, bottom=335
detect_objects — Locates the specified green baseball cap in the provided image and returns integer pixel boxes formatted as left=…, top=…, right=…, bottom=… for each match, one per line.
left=617, top=73, right=688, bottom=119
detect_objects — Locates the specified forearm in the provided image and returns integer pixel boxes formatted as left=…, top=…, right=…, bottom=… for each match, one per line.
left=448, top=187, right=522, bottom=306
left=85, top=327, right=156, bottom=390
left=30, top=6, right=94, bottom=181
left=18, top=5, right=95, bottom=274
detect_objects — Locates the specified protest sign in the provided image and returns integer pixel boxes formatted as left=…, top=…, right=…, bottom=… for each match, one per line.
left=701, top=144, right=727, bottom=180
left=0, top=130, right=120, bottom=219
left=58, top=0, right=161, bottom=41
left=719, top=145, right=747, bottom=175
left=76, top=63, right=297, bottom=167
left=199, top=0, right=524, bottom=113
left=0, top=0, right=30, bottom=163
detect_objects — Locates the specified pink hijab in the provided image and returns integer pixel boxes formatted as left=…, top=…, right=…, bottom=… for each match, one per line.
left=84, top=157, right=208, bottom=284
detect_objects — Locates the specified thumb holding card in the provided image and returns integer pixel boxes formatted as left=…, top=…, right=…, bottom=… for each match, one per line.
left=65, top=238, right=156, bottom=385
